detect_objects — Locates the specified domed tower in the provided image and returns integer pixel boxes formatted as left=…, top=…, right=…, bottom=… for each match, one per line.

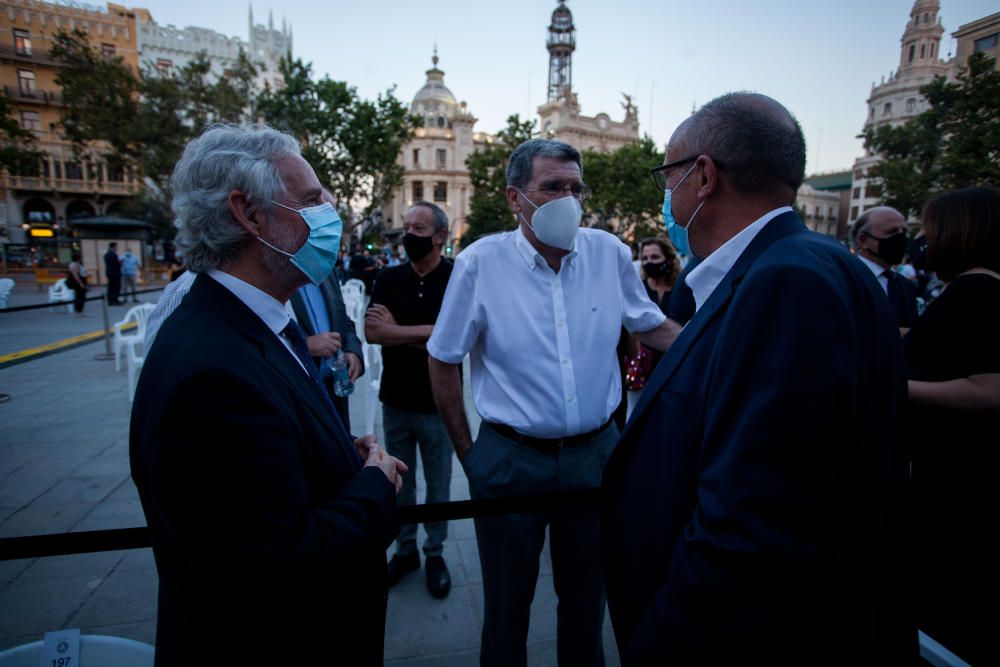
left=899, top=0, right=945, bottom=73
left=411, top=48, right=459, bottom=129
left=547, top=0, right=576, bottom=103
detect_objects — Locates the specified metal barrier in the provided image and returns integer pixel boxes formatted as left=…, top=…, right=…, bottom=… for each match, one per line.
left=0, top=488, right=600, bottom=560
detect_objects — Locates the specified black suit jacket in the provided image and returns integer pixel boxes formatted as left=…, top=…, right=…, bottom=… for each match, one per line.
left=289, top=276, right=365, bottom=428
left=602, top=212, right=916, bottom=664
left=130, top=274, right=397, bottom=666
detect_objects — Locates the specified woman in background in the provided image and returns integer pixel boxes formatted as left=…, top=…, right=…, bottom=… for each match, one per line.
left=67, top=252, right=88, bottom=317
left=904, top=185, right=1000, bottom=666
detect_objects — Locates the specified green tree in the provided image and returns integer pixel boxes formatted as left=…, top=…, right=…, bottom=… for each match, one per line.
left=0, top=95, right=42, bottom=176
left=864, top=52, right=1000, bottom=218
left=582, top=137, right=664, bottom=241
left=256, top=57, right=417, bottom=229
left=462, top=114, right=536, bottom=246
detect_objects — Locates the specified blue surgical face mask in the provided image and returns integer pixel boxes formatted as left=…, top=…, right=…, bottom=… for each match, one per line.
left=662, top=163, right=703, bottom=258
left=258, top=201, right=343, bottom=285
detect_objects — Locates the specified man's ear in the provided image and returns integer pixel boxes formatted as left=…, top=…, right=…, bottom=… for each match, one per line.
left=434, top=227, right=448, bottom=246
left=228, top=190, right=259, bottom=236
left=506, top=186, right=522, bottom=215
left=694, top=155, right=719, bottom=200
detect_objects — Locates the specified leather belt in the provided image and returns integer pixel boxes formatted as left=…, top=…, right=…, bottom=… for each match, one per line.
left=484, top=419, right=613, bottom=450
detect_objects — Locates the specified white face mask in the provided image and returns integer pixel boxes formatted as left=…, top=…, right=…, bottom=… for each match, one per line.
left=517, top=191, right=582, bottom=251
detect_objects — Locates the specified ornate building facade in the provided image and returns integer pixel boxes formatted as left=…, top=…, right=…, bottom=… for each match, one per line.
left=135, top=5, right=291, bottom=91
left=380, top=51, right=489, bottom=244
left=1, top=0, right=143, bottom=251
left=537, top=0, right=638, bottom=153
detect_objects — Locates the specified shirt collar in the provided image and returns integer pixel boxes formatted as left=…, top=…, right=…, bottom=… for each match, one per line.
left=514, top=225, right=578, bottom=271
left=686, top=206, right=793, bottom=312
left=207, top=268, right=291, bottom=336
left=856, top=253, right=887, bottom=278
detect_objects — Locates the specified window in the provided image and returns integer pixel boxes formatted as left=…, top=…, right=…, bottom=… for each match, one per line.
left=814, top=206, right=821, bottom=218
left=850, top=206, right=859, bottom=220
left=908, top=43, right=915, bottom=63
left=867, top=182, right=883, bottom=198
left=65, top=162, right=84, bottom=180
left=883, top=102, right=892, bottom=116
left=412, top=181, right=423, bottom=201
left=906, top=98, right=916, bottom=112
left=19, top=110, right=40, bottom=131
left=156, top=58, right=172, bottom=74
left=13, top=29, right=31, bottom=56
left=870, top=106, right=875, bottom=119
left=53, top=161, right=62, bottom=179
left=436, top=149, right=447, bottom=169
left=853, top=187, right=861, bottom=200
left=436, top=116, right=445, bottom=129
left=433, top=181, right=447, bottom=202
left=412, top=149, right=420, bottom=167
left=17, top=69, right=35, bottom=97
left=108, top=165, right=124, bottom=182
left=101, top=43, right=116, bottom=60
left=920, top=44, right=925, bottom=59
left=854, top=169, right=864, bottom=180
left=974, top=33, right=999, bottom=53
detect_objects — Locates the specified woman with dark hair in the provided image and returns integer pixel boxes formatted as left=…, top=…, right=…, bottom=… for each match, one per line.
left=67, top=252, right=89, bottom=316
left=904, top=185, right=1000, bottom=666
left=624, top=238, right=681, bottom=416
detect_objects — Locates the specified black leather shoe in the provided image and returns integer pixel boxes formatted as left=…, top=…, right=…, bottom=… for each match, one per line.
left=425, top=555, right=451, bottom=599
left=387, top=552, right=420, bottom=588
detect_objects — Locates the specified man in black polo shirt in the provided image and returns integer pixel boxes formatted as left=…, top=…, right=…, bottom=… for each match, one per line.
left=365, top=201, right=454, bottom=598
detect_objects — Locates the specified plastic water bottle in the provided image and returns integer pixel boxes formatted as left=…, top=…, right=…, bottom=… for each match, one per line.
left=331, top=349, right=354, bottom=397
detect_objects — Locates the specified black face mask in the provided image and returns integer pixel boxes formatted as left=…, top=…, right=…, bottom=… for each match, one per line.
left=643, top=261, right=669, bottom=278
left=872, top=231, right=908, bottom=266
left=908, top=236, right=927, bottom=271
left=403, top=233, right=435, bottom=262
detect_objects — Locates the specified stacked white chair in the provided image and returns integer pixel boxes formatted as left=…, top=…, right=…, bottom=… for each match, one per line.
left=47, top=278, right=74, bottom=313
left=362, top=341, right=384, bottom=437
left=0, top=278, right=13, bottom=309
left=113, top=303, right=155, bottom=372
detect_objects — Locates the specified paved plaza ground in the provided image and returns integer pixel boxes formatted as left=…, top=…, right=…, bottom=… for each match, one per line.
left=0, top=277, right=619, bottom=665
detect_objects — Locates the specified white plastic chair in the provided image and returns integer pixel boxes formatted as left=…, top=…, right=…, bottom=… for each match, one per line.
left=113, top=303, right=155, bottom=372
left=343, top=294, right=366, bottom=342
left=48, top=278, right=74, bottom=313
left=362, top=342, right=383, bottom=436
left=342, top=278, right=366, bottom=300
left=0, top=634, right=154, bottom=666
left=0, top=278, right=13, bottom=309
left=127, top=336, right=145, bottom=402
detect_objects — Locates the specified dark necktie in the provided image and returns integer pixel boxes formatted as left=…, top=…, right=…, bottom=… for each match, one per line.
left=281, top=319, right=328, bottom=394
left=883, top=270, right=907, bottom=327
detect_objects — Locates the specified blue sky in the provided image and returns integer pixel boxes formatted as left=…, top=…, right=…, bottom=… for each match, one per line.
left=134, top=0, right=998, bottom=174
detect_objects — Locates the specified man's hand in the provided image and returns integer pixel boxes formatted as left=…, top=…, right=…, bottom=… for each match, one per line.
left=306, top=331, right=342, bottom=358
left=365, top=304, right=397, bottom=328
left=344, top=351, right=363, bottom=382
left=363, top=443, right=408, bottom=494
left=635, top=317, right=682, bottom=352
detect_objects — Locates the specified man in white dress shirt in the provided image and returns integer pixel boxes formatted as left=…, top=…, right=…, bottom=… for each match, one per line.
left=427, top=138, right=679, bottom=667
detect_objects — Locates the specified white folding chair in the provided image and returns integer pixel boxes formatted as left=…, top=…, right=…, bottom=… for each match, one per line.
left=342, top=278, right=366, bottom=300
left=362, top=342, right=383, bottom=437
left=127, top=338, right=145, bottom=402
left=48, top=279, right=74, bottom=313
left=0, top=278, right=13, bottom=309
left=113, top=303, right=155, bottom=371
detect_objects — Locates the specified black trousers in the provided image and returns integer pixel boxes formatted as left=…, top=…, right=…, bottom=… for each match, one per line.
left=106, top=274, right=121, bottom=303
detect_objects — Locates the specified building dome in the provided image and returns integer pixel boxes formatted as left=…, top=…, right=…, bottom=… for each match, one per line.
left=411, top=51, right=458, bottom=128
left=551, top=0, right=573, bottom=30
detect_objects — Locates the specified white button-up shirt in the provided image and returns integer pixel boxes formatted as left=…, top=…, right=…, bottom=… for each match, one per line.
left=856, top=253, right=891, bottom=294
left=427, top=227, right=665, bottom=438
left=686, top=206, right=793, bottom=312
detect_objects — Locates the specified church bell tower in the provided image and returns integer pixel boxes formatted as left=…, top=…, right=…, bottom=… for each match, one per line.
left=547, top=1, right=576, bottom=102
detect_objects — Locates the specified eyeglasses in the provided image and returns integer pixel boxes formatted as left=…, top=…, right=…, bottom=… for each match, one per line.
left=521, top=184, right=592, bottom=201
left=650, top=154, right=724, bottom=191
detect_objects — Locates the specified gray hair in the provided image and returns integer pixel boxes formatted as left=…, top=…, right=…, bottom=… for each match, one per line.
left=410, top=201, right=449, bottom=233
left=171, top=124, right=301, bottom=273
left=506, top=139, right=583, bottom=189
left=850, top=209, right=875, bottom=249
left=684, top=92, right=806, bottom=198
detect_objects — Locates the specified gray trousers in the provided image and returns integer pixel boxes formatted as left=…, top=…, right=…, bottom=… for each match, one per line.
left=464, top=421, right=617, bottom=667
left=383, top=405, right=453, bottom=557
left=122, top=274, right=138, bottom=301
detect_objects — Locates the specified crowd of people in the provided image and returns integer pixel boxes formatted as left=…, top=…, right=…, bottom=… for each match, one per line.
left=128, top=91, right=998, bottom=666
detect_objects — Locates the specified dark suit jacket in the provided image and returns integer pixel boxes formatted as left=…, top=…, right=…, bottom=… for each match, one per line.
left=289, top=276, right=365, bottom=429
left=890, top=270, right=920, bottom=329
left=129, top=274, right=397, bottom=666
left=602, top=212, right=916, bottom=665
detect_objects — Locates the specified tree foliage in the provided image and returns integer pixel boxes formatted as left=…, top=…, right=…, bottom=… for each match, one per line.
left=582, top=137, right=664, bottom=241
left=256, top=57, right=416, bottom=227
left=864, top=52, right=1000, bottom=218
left=462, top=115, right=536, bottom=246
left=0, top=95, right=42, bottom=176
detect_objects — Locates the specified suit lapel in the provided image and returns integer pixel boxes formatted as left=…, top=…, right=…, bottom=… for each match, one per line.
left=189, top=276, right=359, bottom=468
left=621, top=212, right=806, bottom=443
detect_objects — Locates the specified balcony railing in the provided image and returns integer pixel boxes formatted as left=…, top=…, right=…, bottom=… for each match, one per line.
left=1, top=85, right=62, bottom=106
left=2, top=174, right=141, bottom=196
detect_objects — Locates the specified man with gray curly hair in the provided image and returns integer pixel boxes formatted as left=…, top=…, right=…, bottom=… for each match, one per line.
left=130, top=124, right=406, bottom=666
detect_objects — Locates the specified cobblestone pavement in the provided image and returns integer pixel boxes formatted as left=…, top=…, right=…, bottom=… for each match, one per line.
left=0, top=278, right=619, bottom=665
